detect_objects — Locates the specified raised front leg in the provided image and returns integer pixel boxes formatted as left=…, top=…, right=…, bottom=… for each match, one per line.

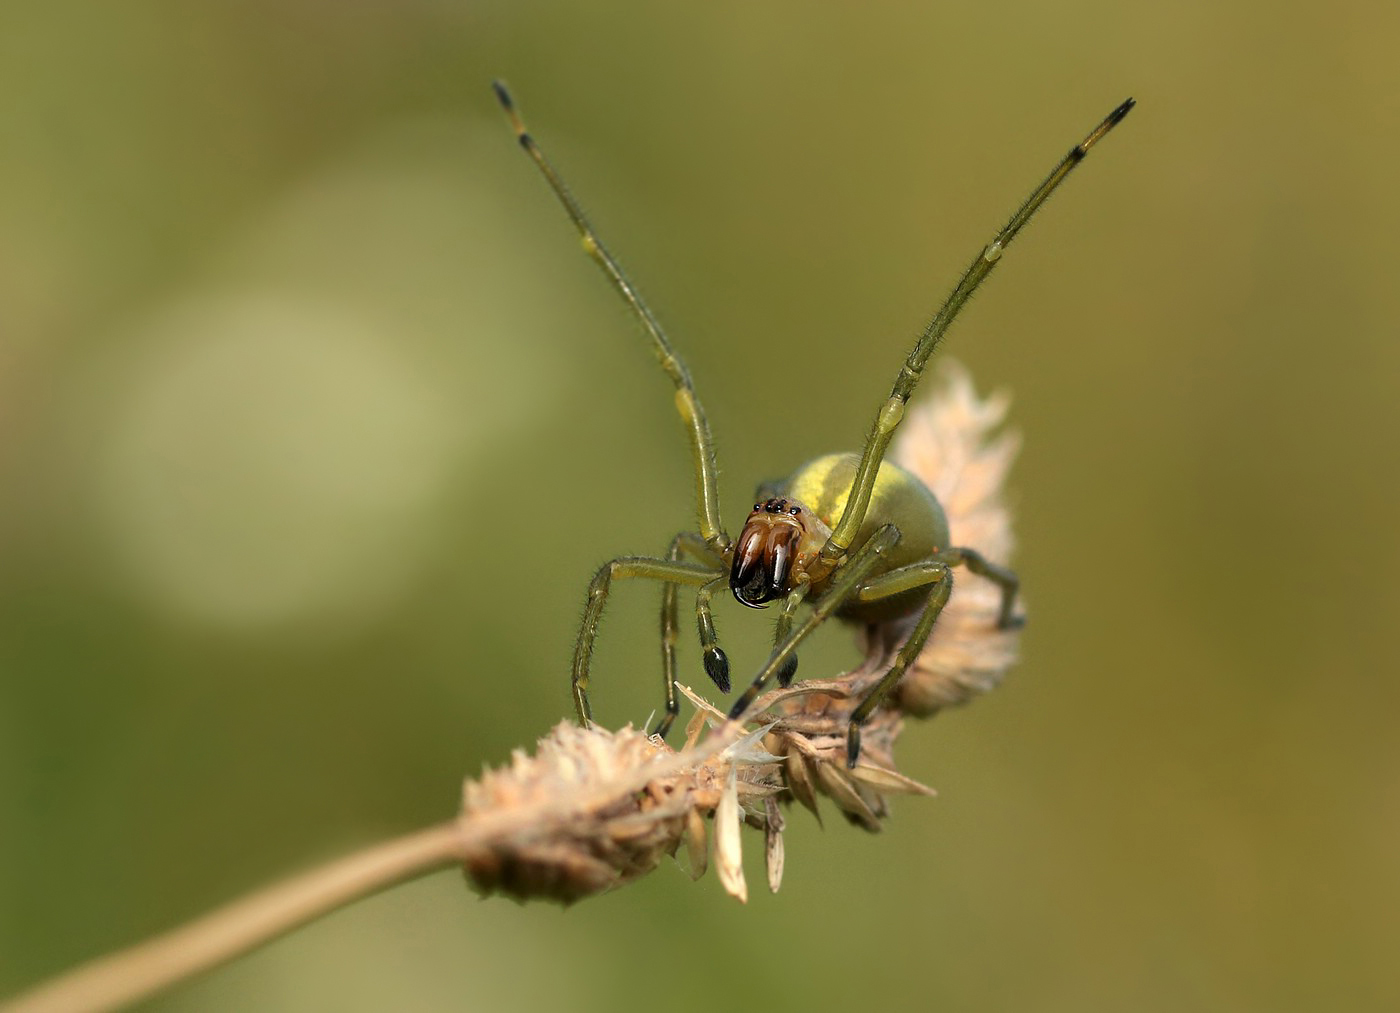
left=820, top=98, right=1134, bottom=568
left=494, top=82, right=729, bottom=552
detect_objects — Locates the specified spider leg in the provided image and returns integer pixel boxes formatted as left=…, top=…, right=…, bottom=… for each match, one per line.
left=494, top=82, right=729, bottom=553
left=694, top=576, right=730, bottom=697
left=845, top=562, right=952, bottom=769
left=819, top=98, right=1134, bottom=568
left=772, top=583, right=810, bottom=687
left=728, top=524, right=902, bottom=723
left=656, top=534, right=725, bottom=738
left=843, top=545, right=1023, bottom=766
left=574, top=555, right=722, bottom=728
left=935, top=547, right=1022, bottom=630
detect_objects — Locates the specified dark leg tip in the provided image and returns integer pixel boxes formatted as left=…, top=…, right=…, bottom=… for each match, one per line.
left=727, top=694, right=750, bottom=721
left=703, top=646, right=731, bottom=693
left=846, top=725, right=862, bottom=769
left=651, top=713, right=675, bottom=740
left=490, top=79, right=518, bottom=111
left=997, top=612, right=1027, bottom=631
left=776, top=653, right=799, bottom=688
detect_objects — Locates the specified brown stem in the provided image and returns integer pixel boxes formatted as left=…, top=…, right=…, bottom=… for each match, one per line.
left=1, top=821, right=469, bottom=1013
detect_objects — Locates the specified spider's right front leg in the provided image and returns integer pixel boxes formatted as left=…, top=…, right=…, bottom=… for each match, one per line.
left=574, top=555, right=720, bottom=728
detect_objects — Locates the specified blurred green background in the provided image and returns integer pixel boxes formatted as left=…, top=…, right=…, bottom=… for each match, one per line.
left=2, top=2, right=1397, bottom=1010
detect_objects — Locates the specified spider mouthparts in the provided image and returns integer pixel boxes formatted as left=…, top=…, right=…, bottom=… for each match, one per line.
left=730, top=530, right=772, bottom=607
left=732, top=579, right=773, bottom=608
left=730, top=520, right=799, bottom=607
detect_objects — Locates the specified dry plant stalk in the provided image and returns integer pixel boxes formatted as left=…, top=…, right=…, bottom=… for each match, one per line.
left=2, top=365, right=1022, bottom=1013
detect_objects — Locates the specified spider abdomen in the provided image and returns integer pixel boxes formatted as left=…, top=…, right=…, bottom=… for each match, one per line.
left=781, top=453, right=949, bottom=622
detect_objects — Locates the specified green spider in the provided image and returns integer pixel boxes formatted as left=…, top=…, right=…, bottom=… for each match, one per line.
left=493, top=82, right=1132, bottom=767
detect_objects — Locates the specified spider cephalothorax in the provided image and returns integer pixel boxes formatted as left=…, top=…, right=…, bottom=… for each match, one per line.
left=729, top=498, right=830, bottom=608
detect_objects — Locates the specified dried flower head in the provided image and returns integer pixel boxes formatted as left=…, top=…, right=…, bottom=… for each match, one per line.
left=459, top=718, right=785, bottom=904
left=885, top=361, right=1024, bottom=714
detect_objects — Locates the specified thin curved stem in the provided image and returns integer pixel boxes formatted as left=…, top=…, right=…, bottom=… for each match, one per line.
left=2, top=821, right=469, bottom=1013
